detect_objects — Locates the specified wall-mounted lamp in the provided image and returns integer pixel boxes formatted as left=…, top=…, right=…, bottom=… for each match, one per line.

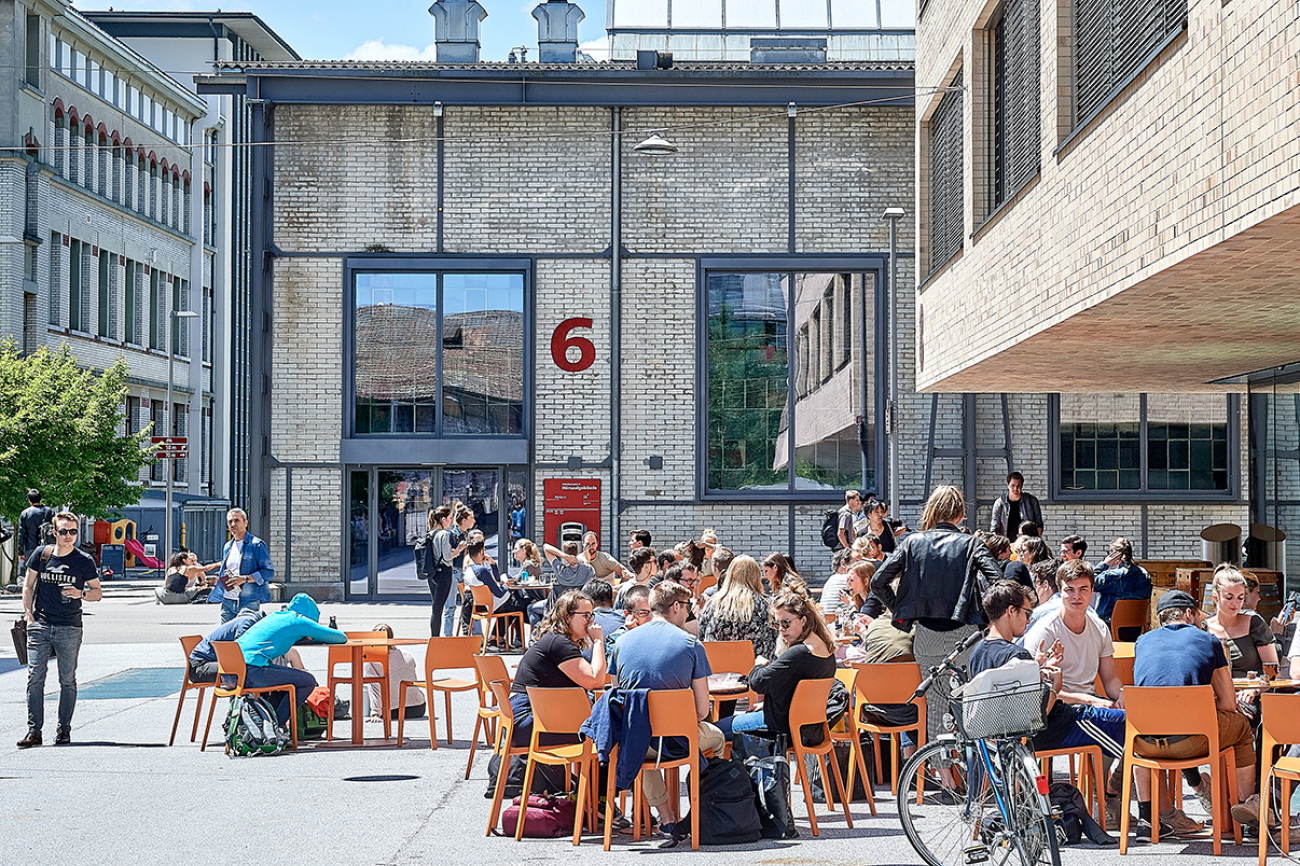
left=633, top=131, right=677, bottom=156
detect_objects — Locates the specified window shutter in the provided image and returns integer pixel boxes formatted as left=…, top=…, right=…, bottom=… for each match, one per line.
left=1075, top=0, right=1187, bottom=124
left=928, top=72, right=964, bottom=274
left=993, top=0, right=1041, bottom=206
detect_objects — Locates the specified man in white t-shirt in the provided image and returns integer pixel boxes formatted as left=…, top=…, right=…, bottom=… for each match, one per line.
left=1022, top=559, right=1126, bottom=709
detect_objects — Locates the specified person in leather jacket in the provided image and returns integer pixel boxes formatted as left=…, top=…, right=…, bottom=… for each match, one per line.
left=870, top=485, right=1003, bottom=741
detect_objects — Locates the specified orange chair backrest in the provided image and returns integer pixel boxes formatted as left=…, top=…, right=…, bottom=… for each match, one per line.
left=1110, top=599, right=1149, bottom=639
left=180, top=634, right=202, bottom=658
left=527, top=687, right=593, bottom=736
left=853, top=662, right=924, bottom=705
left=646, top=689, right=699, bottom=743
left=212, top=641, right=246, bottom=685
left=697, top=573, right=718, bottom=595
left=470, top=584, right=496, bottom=613
left=473, top=653, right=511, bottom=700
left=425, top=635, right=483, bottom=679
left=490, top=679, right=516, bottom=725
left=1123, top=685, right=1217, bottom=739
left=788, top=677, right=834, bottom=733
left=702, top=640, right=755, bottom=677
left=1112, top=655, right=1135, bottom=686
left=1260, top=693, right=1300, bottom=752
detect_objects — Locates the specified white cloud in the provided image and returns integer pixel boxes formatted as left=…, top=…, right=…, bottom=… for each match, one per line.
left=578, top=36, right=610, bottom=62
left=343, top=39, right=439, bottom=62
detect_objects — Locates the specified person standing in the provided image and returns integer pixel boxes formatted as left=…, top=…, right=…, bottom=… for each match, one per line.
left=990, top=471, right=1044, bottom=537
left=837, top=490, right=864, bottom=551
left=18, top=488, right=54, bottom=560
left=209, top=508, right=274, bottom=623
left=424, top=505, right=462, bottom=637
left=19, top=511, right=101, bottom=748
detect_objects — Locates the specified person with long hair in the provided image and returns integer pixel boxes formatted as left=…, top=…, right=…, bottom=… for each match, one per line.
left=697, top=556, right=777, bottom=659
left=1206, top=566, right=1277, bottom=678
left=156, top=551, right=219, bottom=604
left=870, top=485, right=1003, bottom=742
left=364, top=623, right=427, bottom=721
left=717, top=590, right=837, bottom=740
left=761, top=552, right=800, bottom=594
left=508, top=590, right=606, bottom=746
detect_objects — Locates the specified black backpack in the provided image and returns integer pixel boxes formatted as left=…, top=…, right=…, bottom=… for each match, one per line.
left=820, top=510, right=841, bottom=549
left=669, top=755, right=763, bottom=846
left=412, top=532, right=432, bottom=581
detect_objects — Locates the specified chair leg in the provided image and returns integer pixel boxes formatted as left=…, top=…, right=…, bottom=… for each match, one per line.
left=517, top=757, right=537, bottom=841
left=826, top=748, right=855, bottom=828
left=380, top=680, right=391, bottom=740
left=1089, top=752, right=1106, bottom=832
left=572, top=756, right=588, bottom=846
left=487, top=748, right=513, bottom=837
left=1119, top=752, right=1134, bottom=855
left=1226, top=752, right=1241, bottom=848
left=427, top=684, right=438, bottom=750
left=169, top=687, right=187, bottom=746
left=603, top=746, right=619, bottom=851
left=288, top=692, right=298, bottom=751
left=444, top=690, right=455, bottom=745
left=190, top=686, right=207, bottom=742
left=200, top=690, right=219, bottom=752
left=325, top=682, right=335, bottom=741
left=1283, top=778, right=1294, bottom=856
left=397, top=702, right=406, bottom=748
left=466, top=714, right=484, bottom=779
left=792, top=747, right=820, bottom=836
left=850, top=737, right=877, bottom=816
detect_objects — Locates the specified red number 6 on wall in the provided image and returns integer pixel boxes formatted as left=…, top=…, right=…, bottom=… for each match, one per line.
left=550, top=317, right=595, bottom=372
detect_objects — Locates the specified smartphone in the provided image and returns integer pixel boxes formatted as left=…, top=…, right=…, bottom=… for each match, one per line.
left=1281, top=592, right=1299, bottom=623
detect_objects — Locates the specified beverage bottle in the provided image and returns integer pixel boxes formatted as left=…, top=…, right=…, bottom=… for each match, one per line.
left=329, top=616, right=338, bottom=630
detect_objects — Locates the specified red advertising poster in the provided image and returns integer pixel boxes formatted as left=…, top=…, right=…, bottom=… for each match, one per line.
left=543, top=478, right=602, bottom=550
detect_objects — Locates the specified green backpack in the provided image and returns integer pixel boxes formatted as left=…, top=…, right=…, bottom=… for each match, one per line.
left=224, top=695, right=290, bottom=757
left=295, top=700, right=329, bottom=741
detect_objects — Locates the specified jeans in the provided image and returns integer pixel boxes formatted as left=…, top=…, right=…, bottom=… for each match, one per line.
left=441, top=585, right=461, bottom=636
left=235, top=664, right=319, bottom=726
left=26, top=622, right=83, bottom=734
left=220, top=596, right=259, bottom=624
left=428, top=567, right=453, bottom=636
left=717, top=709, right=768, bottom=740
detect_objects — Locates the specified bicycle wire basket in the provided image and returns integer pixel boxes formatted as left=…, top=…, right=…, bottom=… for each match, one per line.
left=949, top=680, right=1047, bottom=740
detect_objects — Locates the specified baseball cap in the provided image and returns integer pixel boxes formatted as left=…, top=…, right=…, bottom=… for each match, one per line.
left=1156, top=590, right=1198, bottom=614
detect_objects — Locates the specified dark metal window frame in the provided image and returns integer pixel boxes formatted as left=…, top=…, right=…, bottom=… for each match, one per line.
left=1048, top=393, right=1242, bottom=503
left=341, top=255, right=533, bottom=468
left=697, top=255, right=888, bottom=502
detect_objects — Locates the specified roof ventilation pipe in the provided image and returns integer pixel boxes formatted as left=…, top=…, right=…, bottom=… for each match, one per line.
left=533, top=1, right=585, bottom=64
left=429, top=0, right=488, bottom=63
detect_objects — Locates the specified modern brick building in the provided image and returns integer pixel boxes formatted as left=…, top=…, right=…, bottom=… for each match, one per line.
left=912, top=0, right=1300, bottom=577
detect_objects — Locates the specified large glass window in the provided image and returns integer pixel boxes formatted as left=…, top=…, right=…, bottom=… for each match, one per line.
left=1056, top=393, right=1233, bottom=495
left=352, top=270, right=525, bottom=436
left=68, top=238, right=83, bottom=332
left=706, top=270, right=876, bottom=495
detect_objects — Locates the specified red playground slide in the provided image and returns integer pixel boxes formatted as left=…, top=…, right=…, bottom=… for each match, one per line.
left=123, top=538, right=163, bottom=570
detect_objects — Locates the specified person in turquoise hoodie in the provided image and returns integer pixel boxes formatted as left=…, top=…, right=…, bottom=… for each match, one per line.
left=231, top=593, right=346, bottom=725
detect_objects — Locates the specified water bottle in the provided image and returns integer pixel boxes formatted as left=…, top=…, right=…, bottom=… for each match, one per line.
left=329, top=616, right=338, bottom=630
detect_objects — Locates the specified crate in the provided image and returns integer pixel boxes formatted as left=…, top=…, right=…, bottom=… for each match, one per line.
left=1138, top=559, right=1210, bottom=588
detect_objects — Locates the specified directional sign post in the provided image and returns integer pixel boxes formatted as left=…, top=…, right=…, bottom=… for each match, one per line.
left=151, top=436, right=189, bottom=460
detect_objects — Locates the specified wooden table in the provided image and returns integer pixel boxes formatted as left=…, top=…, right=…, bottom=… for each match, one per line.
left=1233, top=677, right=1300, bottom=691
left=336, top=636, right=427, bottom=745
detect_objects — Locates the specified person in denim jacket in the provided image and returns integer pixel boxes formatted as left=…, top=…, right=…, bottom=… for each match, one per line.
left=208, top=508, right=274, bottom=623
left=1091, top=537, right=1151, bottom=622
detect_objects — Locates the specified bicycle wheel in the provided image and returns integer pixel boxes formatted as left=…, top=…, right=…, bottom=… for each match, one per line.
left=1002, top=741, right=1061, bottom=866
left=898, top=740, right=1000, bottom=866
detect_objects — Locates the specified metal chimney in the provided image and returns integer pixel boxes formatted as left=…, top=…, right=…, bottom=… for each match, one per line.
left=533, top=1, right=584, bottom=63
left=429, top=0, right=488, bottom=63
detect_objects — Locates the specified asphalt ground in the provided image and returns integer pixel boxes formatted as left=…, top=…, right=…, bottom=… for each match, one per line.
left=0, top=580, right=1283, bottom=866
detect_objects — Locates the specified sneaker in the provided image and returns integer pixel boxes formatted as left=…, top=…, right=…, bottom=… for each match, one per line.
left=54, top=729, right=70, bottom=745
left=1191, top=778, right=1214, bottom=816
left=1105, top=795, right=1131, bottom=828
left=16, top=730, right=41, bottom=749
left=1158, top=807, right=1205, bottom=836
left=658, top=821, right=679, bottom=839
left=1231, top=794, right=1279, bottom=828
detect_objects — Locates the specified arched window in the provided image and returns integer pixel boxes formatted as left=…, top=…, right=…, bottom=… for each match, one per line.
left=96, top=126, right=109, bottom=197
left=65, top=110, right=79, bottom=184
left=159, top=158, right=170, bottom=226
left=51, top=103, right=66, bottom=176
left=181, top=172, right=192, bottom=236
left=81, top=117, right=94, bottom=191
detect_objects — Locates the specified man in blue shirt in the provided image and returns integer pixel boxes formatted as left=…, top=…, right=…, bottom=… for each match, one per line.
left=189, top=609, right=265, bottom=682
left=1092, top=537, right=1151, bottom=623
left=609, top=581, right=724, bottom=833
left=1134, top=590, right=1263, bottom=828
left=208, top=508, right=275, bottom=623
left=233, top=593, right=347, bottom=725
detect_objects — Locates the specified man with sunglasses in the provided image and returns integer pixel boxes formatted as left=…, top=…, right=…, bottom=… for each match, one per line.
left=19, top=511, right=100, bottom=748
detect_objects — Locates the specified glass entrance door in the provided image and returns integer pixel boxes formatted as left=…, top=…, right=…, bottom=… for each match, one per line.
left=346, top=465, right=529, bottom=600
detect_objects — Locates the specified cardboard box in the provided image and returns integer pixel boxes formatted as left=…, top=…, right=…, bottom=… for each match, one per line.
left=1138, top=559, right=1210, bottom=588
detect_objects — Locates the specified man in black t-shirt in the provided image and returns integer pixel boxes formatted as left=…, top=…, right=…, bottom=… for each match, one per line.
left=19, top=512, right=101, bottom=748
left=18, top=488, right=54, bottom=558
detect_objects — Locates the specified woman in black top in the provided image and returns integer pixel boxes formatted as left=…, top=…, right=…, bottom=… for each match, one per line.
left=718, top=591, right=837, bottom=740
left=508, top=590, right=605, bottom=745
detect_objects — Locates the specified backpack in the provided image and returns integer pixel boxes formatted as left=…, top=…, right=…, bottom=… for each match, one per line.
left=500, top=794, right=577, bottom=838
left=224, top=695, right=290, bottom=757
left=820, top=510, right=841, bottom=549
left=413, top=531, right=432, bottom=581
left=38, top=519, right=56, bottom=547
left=669, top=755, right=763, bottom=846
left=735, top=733, right=798, bottom=840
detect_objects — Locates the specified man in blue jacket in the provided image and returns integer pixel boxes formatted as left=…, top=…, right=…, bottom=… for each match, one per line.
left=231, top=593, right=346, bottom=725
left=209, top=508, right=275, bottom=623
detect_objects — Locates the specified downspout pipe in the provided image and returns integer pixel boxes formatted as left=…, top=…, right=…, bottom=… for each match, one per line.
left=610, top=107, right=622, bottom=558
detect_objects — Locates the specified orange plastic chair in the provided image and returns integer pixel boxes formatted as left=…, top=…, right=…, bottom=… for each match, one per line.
left=1038, top=743, right=1107, bottom=831
left=325, top=631, right=391, bottom=741
left=696, top=572, right=718, bottom=595
left=485, top=680, right=532, bottom=837
left=170, top=635, right=211, bottom=746
left=470, top=584, right=526, bottom=653
left=1258, top=692, right=1300, bottom=866
left=466, top=653, right=511, bottom=778
left=788, top=677, right=854, bottom=836
left=702, top=640, right=757, bottom=711
left=852, top=662, right=926, bottom=797
left=398, top=635, right=481, bottom=749
left=1119, top=685, right=1240, bottom=855
left=1110, top=599, right=1150, bottom=642
left=200, top=641, right=298, bottom=752
left=603, top=689, right=702, bottom=851
left=829, top=667, right=878, bottom=815
left=520, top=687, right=598, bottom=844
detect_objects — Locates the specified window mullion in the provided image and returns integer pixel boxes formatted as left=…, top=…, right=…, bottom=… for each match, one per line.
left=786, top=270, right=797, bottom=492
left=435, top=272, right=444, bottom=437
left=1138, top=393, right=1149, bottom=492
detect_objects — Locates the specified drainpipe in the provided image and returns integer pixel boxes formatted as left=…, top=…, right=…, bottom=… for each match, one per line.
left=610, top=107, right=622, bottom=557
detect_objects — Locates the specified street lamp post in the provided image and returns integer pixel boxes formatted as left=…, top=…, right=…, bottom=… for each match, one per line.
left=165, top=309, right=199, bottom=566
left=882, top=207, right=906, bottom=520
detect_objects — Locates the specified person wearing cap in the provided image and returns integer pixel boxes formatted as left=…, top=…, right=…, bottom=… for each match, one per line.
left=1133, top=589, right=1265, bottom=828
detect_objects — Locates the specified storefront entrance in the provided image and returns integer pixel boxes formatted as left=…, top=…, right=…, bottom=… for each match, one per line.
left=346, top=465, right=529, bottom=601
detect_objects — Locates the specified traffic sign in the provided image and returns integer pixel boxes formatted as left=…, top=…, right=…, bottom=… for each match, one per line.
left=151, top=436, right=188, bottom=459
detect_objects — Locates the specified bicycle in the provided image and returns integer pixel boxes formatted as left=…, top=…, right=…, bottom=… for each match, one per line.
left=896, top=632, right=1061, bottom=866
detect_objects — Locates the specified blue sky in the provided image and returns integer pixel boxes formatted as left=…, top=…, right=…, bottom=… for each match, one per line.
left=98, top=1, right=609, bottom=61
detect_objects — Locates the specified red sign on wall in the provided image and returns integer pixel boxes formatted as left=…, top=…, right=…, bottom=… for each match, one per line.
left=550, top=318, right=595, bottom=372
left=543, top=478, right=601, bottom=550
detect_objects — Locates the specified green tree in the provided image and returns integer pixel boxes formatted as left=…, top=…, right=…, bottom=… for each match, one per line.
left=0, top=340, right=153, bottom=568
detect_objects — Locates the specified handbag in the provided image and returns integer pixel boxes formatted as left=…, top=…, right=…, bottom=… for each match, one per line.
left=736, top=732, right=798, bottom=840
left=500, top=793, right=577, bottom=838
left=11, top=617, right=27, bottom=666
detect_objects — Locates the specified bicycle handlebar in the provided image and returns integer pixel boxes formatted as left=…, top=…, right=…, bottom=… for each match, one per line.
left=911, top=629, right=985, bottom=701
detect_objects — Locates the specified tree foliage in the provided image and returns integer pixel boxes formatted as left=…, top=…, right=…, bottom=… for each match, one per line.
left=0, top=340, right=153, bottom=528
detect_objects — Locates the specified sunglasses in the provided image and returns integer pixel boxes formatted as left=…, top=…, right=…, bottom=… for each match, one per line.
left=776, top=618, right=798, bottom=629
left=56, top=528, right=79, bottom=537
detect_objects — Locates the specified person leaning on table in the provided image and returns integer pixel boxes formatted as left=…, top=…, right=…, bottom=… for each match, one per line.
left=230, top=593, right=346, bottom=727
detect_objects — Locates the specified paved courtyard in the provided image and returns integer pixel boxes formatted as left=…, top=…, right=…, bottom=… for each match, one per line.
left=0, top=581, right=1269, bottom=866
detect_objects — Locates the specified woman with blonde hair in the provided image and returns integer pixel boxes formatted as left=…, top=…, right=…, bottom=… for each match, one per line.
left=870, top=485, right=1003, bottom=742
left=1205, top=565, right=1277, bottom=678
left=697, top=556, right=777, bottom=659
